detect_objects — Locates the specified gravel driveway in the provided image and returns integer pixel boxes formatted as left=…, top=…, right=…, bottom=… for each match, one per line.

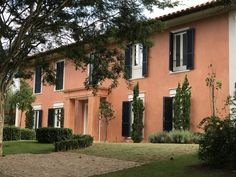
left=0, top=152, right=139, bottom=177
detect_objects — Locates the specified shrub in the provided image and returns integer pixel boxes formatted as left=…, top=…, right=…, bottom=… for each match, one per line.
left=3, top=126, right=21, bottom=141
left=36, top=128, right=72, bottom=143
left=20, top=128, right=36, bottom=140
left=55, top=134, right=93, bottom=152
left=149, top=130, right=199, bottom=144
left=148, top=131, right=171, bottom=143
left=198, top=116, right=236, bottom=168
left=169, top=130, right=195, bottom=144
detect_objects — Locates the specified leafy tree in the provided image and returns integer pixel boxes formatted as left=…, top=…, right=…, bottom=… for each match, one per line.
left=99, top=100, right=115, bottom=142
left=25, top=105, right=35, bottom=129
left=131, top=83, right=144, bottom=143
left=12, top=81, right=36, bottom=128
left=173, top=75, right=191, bottom=130
left=4, top=90, right=16, bottom=125
left=0, top=0, right=178, bottom=156
left=205, top=64, right=222, bottom=117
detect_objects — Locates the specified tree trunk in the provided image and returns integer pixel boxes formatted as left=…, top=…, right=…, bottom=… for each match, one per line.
left=0, top=92, right=5, bottom=156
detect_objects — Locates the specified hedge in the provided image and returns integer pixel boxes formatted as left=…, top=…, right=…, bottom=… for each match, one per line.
left=3, top=126, right=21, bottom=141
left=20, top=128, right=36, bottom=140
left=55, top=134, right=93, bottom=152
left=36, top=128, right=72, bottom=143
left=149, top=130, right=201, bottom=144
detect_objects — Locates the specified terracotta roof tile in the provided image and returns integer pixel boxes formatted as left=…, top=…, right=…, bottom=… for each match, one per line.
left=158, top=0, right=230, bottom=21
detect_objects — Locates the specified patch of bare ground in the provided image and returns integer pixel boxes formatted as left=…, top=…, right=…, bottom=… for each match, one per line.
left=0, top=152, right=139, bottom=177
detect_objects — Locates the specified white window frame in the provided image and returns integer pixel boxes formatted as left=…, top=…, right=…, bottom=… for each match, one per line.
left=53, top=103, right=64, bottom=128
left=54, top=60, right=65, bottom=91
left=128, top=93, right=145, bottom=137
left=173, top=32, right=187, bottom=72
left=33, top=105, right=42, bottom=129
left=131, top=43, right=143, bottom=79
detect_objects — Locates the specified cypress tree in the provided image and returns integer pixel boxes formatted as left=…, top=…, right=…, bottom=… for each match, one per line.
left=131, top=83, right=144, bottom=143
left=173, top=75, right=191, bottom=130
left=181, top=76, right=191, bottom=130
left=173, top=83, right=182, bottom=130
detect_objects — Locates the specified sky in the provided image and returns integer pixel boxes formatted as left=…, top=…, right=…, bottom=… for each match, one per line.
left=146, top=0, right=211, bottom=18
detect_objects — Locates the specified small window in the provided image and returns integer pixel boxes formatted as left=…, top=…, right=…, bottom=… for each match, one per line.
left=125, top=44, right=148, bottom=79
left=47, top=107, right=64, bottom=128
left=54, top=108, right=63, bottom=128
left=34, top=66, right=42, bottom=94
left=169, top=28, right=195, bottom=72
left=33, top=110, right=42, bottom=129
left=88, top=53, right=98, bottom=85
left=55, top=61, right=64, bottom=90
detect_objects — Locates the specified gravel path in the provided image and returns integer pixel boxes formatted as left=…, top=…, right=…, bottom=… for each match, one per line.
left=0, top=152, right=139, bottom=177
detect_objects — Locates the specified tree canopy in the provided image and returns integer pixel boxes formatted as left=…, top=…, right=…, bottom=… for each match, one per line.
left=0, top=0, right=179, bottom=155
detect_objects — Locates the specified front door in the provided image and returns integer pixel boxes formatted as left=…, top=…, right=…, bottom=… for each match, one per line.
left=83, top=103, right=88, bottom=134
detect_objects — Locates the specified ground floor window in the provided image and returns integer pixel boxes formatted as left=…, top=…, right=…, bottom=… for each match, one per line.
left=122, top=93, right=145, bottom=137
left=33, top=110, right=42, bottom=129
left=48, top=107, right=64, bottom=128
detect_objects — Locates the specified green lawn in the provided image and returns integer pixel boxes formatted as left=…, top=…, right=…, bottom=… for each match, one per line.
left=77, top=143, right=198, bottom=163
left=3, top=140, right=54, bottom=155
left=3, top=142, right=235, bottom=177
left=76, top=143, right=236, bottom=177
left=95, top=154, right=236, bottom=177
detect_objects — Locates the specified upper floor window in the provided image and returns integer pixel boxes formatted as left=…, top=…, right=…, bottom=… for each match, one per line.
left=55, top=60, right=64, bottom=90
left=88, top=53, right=99, bottom=86
left=169, top=28, right=195, bottom=72
left=125, top=44, right=148, bottom=79
left=34, top=66, right=42, bottom=94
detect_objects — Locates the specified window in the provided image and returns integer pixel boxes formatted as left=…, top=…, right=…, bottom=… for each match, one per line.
left=125, top=44, right=148, bottom=79
left=55, top=61, right=64, bottom=90
left=48, top=107, right=64, bottom=128
left=54, top=108, right=63, bottom=128
left=169, top=28, right=195, bottom=72
left=122, top=93, right=145, bottom=137
left=88, top=53, right=99, bottom=85
left=33, top=110, right=42, bottom=129
left=34, top=66, right=42, bottom=94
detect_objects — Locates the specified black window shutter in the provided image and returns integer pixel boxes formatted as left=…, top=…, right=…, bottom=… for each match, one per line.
left=186, top=28, right=195, bottom=70
left=142, top=45, right=149, bottom=77
left=60, top=108, right=64, bottom=128
left=34, top=66, right=42, bottom=93
left=38, top=110, right=42, bottom=128
left=169, top=32, right=174, bottom=71
left=48, top=109, right=55, bottom=127
left=56, top=61, right=64, bottom=90
left=122, top=101, right=131, bottom=137
left=163, top=97, right=173, bottom=131
left=124, top=46, right=132, bottom=79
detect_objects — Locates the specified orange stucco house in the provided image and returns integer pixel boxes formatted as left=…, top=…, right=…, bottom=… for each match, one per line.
left=15, top=0, right=236, bottom=142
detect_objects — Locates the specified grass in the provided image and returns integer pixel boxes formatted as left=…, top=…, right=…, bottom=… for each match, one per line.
left=3, top=140, right=54, bottom=155
left=95, top=154, right=236, bottom=177
left=76, top=143, right=236, bottom=177
left=77, top=143, right=199, bottom=163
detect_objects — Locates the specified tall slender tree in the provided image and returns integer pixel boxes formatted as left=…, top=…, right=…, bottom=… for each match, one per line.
left=131, top=83, right=144, bottom=143
left=173, top=75, right=191, bottom=130
left=0, top=0, right=179, bottom=155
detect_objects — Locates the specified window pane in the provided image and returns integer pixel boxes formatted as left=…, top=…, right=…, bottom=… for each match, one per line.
left=56, top=61, right=64, bottom=90
left=176, top=35, right=180, bottom=67
left=34, top=67, right=42, bottom=93
left=183, top=33, right=187, bottom=66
